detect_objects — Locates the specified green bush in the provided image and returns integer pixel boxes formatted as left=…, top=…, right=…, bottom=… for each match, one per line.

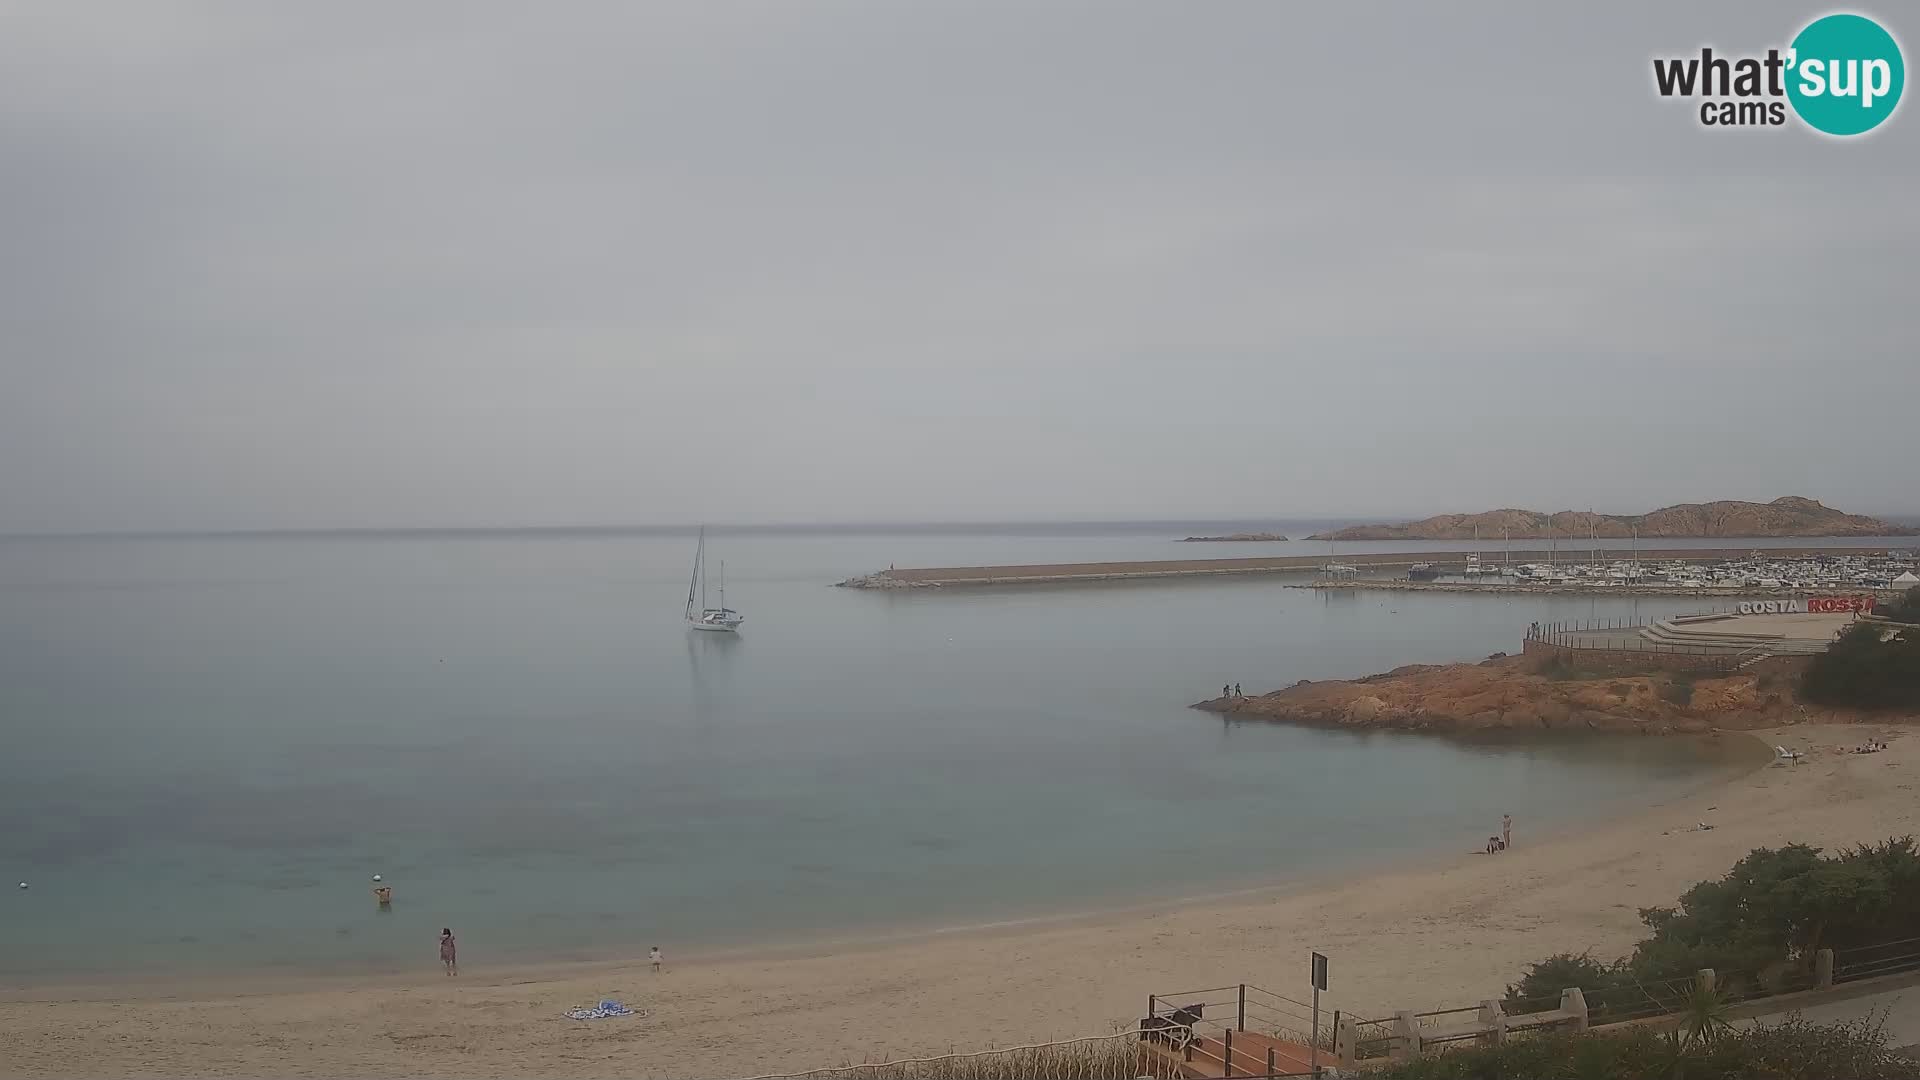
left=1503, top=952, right=1645, bottom=1023
left=1828, top=837, right=1920, bottom=952
left=1800, top=622, right=1920, bottom=709
left=1631, top=840, right=1918, bottom=979
left=1882, top=585, right=1920, bottom=623
left=1373, top=1015, right=1909, bottom=1080
left=1502, top=840, right=1920, bottom=1028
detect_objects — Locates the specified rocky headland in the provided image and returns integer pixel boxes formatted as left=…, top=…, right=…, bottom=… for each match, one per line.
left=1194, top=655, right=1828, bottom=735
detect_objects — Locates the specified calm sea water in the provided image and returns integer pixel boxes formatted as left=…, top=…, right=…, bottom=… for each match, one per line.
left=3, top=524, right=1882, bottom=980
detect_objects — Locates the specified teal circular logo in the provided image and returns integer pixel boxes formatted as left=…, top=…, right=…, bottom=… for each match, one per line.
left=1786, top=13, right=1905, bottom=136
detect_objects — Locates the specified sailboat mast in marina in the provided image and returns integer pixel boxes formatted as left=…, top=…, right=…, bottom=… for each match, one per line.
left=685, top=527, right=746, bottom=632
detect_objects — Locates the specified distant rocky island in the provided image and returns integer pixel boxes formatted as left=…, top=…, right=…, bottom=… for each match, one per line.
left=1179, top=532, right=1288, bottom=543
left=1306, top=497, right=1913, bottom=542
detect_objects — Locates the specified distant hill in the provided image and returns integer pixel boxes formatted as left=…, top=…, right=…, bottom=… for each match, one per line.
left=1305, top=497, right=1916, bottom=541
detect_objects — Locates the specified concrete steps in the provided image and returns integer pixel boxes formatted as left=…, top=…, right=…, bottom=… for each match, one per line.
left=1638, top=619, right=1833, bottom=655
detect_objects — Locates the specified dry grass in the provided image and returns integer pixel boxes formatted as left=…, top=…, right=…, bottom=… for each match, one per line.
left=740, top=1031, right=1159, bottom=1080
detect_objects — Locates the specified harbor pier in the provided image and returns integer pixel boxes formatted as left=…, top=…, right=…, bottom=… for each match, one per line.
left=836, top=546, right=1916, bottom=590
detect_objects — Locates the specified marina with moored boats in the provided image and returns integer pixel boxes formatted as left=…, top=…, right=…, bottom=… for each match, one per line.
left=1358, top=549, right=1920, bottom=593
left=838, top=546, right=1920, bottom=594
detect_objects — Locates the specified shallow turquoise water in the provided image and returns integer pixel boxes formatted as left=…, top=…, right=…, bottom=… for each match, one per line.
left=0, top=527, right=1772, bottom=978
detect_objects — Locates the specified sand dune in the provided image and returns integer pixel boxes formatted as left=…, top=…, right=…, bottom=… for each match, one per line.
left=3, top=724, right=1913, bottom=1078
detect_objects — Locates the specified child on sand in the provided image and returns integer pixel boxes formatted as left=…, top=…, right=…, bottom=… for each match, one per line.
left=650, top=946, right=663, bottom=974
left=440, top=928, right=458, bottom=976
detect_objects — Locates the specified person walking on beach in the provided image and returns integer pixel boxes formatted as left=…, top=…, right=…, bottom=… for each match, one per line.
left=439, top=928, right=458, bottom=976
left=650, top=946, right=663, bottom=974
left=1501, top=813, right=1512, bottom=850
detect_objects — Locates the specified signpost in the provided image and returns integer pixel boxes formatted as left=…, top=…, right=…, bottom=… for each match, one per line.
left=1310, top=952, right=1329, bottom=1079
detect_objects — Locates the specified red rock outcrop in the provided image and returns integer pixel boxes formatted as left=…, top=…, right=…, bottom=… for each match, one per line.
left=1196, top=656, right=1803, bottom=735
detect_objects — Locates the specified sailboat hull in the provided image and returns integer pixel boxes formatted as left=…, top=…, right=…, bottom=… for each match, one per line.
left=688, top=617, right=744, bottom=633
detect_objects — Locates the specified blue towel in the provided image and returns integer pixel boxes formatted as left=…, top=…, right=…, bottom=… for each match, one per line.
left=565, top=1000, right=643, bottom=1021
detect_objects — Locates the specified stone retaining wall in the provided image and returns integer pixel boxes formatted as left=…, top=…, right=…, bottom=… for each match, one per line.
left=1520, top=638, right=1815, bottom=680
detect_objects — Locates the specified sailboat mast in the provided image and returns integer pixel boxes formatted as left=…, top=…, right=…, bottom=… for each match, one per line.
left=686, top=528, right=703, bottom=619
left=719, top=560, right=726, bottom=610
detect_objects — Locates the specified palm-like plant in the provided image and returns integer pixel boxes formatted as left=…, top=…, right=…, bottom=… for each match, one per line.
left=1675, top=982, right=1732, bottom=1047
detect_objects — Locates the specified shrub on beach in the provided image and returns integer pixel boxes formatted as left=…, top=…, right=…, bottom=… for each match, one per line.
left=1631, top=840, right=1920, bottom=977
left=1882, top=585, right=1920, bottom=623
left=1799, top=621, right=1920, bottom=709
left=1372, top=1014, right=1910, bottom=1080
left=1502, top=952, right=1642, bottom=1023
left=1505, top=840, right=1920, bottom=1019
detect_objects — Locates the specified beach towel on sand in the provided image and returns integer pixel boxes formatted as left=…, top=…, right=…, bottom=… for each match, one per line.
left=565, top=1000, right=646, bottom=1021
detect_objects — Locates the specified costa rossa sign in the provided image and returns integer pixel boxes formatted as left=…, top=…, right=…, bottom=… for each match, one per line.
left=1737, top=595, right=1877, bottom=615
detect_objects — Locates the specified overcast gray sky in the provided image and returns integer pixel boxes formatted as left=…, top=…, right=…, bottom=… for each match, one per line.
left=1, top=1, right=1914, bottom=531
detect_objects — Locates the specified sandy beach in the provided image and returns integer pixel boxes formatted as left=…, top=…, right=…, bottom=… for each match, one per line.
left=3, top=723, right=1913, bottom=1079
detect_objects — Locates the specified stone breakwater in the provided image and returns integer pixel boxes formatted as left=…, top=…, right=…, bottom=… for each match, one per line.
left=1295, top=580, right=1903, bottom=600
left=835, top=547, right=1910, bottom=590
left=838, top=573, right=921, bottom=589
left=1178, top=533, right=1289, bottom=542
left=835, top=563, right=1303, bottom=588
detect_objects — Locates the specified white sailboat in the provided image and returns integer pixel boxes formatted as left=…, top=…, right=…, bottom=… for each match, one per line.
left=1321, top=535, right=1358, bottom=577
left=1463, top=525, right=1484, bottom=574
left=685, top=527, right=745, bottom=632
